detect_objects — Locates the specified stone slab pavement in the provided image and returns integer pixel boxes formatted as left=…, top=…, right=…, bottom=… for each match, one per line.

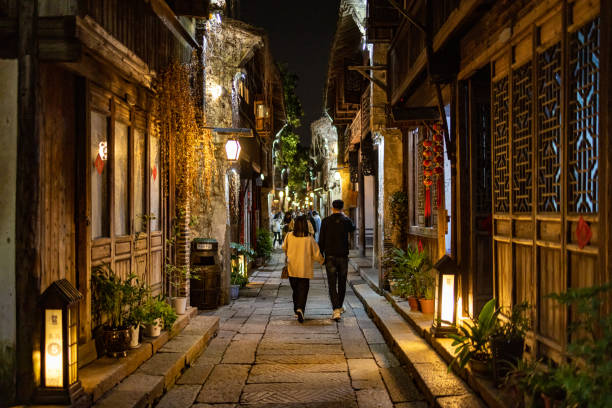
left=153, top=250, right=427, bottom=408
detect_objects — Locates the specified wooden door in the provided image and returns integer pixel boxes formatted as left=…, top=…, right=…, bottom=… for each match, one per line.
left=490, top=4, right=602, bottom=361
left=469, top=68, right=494, bottom=316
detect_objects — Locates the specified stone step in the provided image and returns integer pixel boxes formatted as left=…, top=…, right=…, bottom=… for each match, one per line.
left=92, top=315, right=219, bottom=408
left=349, top=281, right=486, bottom=408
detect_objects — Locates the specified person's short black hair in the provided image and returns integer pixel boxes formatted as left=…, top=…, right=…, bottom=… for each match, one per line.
left=312, top=210, right=318, bottom=216
left=332, top=200, right=344, bottom=210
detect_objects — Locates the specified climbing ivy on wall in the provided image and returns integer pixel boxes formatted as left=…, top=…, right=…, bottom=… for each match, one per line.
left=156, top=56, right=216, bottom=210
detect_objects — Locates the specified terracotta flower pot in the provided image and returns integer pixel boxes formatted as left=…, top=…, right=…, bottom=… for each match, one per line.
left=419, top=298, right=435, bottom=314
left=541, top=393, right=564, bottom=408
left=407, top=296, right=420, bottom=311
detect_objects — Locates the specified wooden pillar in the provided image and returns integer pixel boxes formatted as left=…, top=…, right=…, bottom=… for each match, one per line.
left=602, top=0, right=612, bottom=312
left=16, top=0, right=40, bottom=402
left=358, top=160, right=366, bottom=257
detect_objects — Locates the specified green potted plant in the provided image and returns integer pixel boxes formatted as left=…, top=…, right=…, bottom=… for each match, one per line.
left=142, top=295, right=177, bottom=337
left=545, top=283, right=612, bottom=408
left=124, top=274, right=148, bottom=349
left=449, top=298, right=500, bottom=376
left=230, top=264, right=248, bottom=300
left=92, top=265, right=132, bottom=357
left=165, top=263, right=200, bottom=315
left=491, top=301, right=530, bottom=380
left=255, top=228, right=273, bottom=266
left=416, top=267, right=436, bottom=314
left=504, top=358, right=541, bottom=407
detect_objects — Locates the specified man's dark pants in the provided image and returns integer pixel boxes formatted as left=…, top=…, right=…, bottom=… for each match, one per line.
left=325, top=256, right=348, bottom=310
left=289, top=277, right=310, bottom=312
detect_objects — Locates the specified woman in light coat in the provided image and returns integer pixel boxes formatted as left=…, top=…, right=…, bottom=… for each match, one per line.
left=282, top=215, right=325, bottom=323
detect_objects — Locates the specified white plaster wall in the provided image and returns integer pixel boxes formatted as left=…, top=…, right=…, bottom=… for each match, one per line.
left=0, top=59, right=18, bottom=389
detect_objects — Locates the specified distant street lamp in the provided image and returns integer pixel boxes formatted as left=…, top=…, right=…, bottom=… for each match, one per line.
left=334, top=171, right=341, bottom=182
left=225, top=139, right=241, bottom=162
left=432, top=255, right=459, bottom=336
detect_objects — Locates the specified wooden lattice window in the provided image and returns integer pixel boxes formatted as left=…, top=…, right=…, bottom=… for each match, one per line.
left=568, top=17, right=600, bottom=214
left=492, top=77, right=510, bottom=213
left=475, top=101, right=492, bottom=215
left=537, top=43, right=562, bottom=213
left=512, top=63, right=533, bottom=213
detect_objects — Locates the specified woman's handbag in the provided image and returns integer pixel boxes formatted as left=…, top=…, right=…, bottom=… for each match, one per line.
left=281, top=265, right=289, bottom=279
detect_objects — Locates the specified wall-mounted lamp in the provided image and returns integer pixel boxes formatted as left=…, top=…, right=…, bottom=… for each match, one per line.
left=225, top=139, right=241, bottom=162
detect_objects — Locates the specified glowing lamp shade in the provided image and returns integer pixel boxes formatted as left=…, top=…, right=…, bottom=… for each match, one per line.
left=36, top=279, right=85, bottom=405
left=432, top=255, right=459, bottom=336
left=225, top=139, right=241, bottom=161
left=279, top=190, right=284, bottom=199
left=334, top=171, right=341, bottom=182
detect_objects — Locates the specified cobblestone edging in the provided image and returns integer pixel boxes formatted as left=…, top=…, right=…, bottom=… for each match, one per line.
left=348, top=275, right=487, bottom=408
left=350, top=259, right=511, bottom=408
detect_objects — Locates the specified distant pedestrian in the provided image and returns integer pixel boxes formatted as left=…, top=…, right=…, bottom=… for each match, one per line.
left=282, top=216, right=325, bottom=323
left=312, top=210, right=322, bottom=241
left=271, top=213, right=282, bottom=248
left=317, top=200, right=356, bottom=320
left=282, top=212, right=293, bottom=238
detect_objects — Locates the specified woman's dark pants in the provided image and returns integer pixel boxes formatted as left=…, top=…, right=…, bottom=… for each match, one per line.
left=273, top=231, right=282, bottom=246
left=289, top=276, right=310, bottom=313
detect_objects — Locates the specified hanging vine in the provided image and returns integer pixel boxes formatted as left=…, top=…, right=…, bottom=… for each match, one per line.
left=156, top=56, right=216, bottom=210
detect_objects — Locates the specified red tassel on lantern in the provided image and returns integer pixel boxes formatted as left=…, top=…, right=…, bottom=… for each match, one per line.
left=424, top=187, right=431, bottom=218
left=436, top=177, right=442, bottom=209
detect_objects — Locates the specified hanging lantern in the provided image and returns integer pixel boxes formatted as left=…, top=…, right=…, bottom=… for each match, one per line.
left=422, top=131, right=435, bottom=220
left=432, top=123, right=444, bottom=209
left=35, top=280, right=85, bottom=405
left=432, top=255, right=459, bottom=336
left=225, top=138, right=241, bottom=161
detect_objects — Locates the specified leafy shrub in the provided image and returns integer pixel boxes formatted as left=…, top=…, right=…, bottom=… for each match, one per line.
left=256, top=228, right=273, bottom=259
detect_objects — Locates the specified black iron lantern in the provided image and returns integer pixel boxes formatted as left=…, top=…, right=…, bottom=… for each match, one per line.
left=431, top=255, right=459, bottom=336
left=36, top=279, right=86, bottom=405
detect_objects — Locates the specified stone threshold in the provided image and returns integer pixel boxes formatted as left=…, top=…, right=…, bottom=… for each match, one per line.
left=79, top=307, right=218, bottom=406
left=350, top=259, right=512, bottom=408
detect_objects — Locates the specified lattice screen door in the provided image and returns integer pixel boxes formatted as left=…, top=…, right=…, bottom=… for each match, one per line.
left=490, top=3, right=601, bottom=361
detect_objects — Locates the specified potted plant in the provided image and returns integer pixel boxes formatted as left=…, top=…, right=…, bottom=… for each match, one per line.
left=491, top=301, right=530, bottom=380
left=416, top=268, right=435, bottom=314
left=124, top=274, right=148, bottom=349
left=165, top=263, right=200, bottom=315
left=504, top=358, right=541, bottom=407
left=92, top=265, right=132, bottom=358
left=544, top=283, right=612, bottom=408
left=142, top=295, right=177, bottom=337
left=449, top=298, right=500, bottom=376
left=230, top=242, right=256, bottom=275
left=230, top=264, right=248, bottom=300
left=255, top=228, right=273, bottom=266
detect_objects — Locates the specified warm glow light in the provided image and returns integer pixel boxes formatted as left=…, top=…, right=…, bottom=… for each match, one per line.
left=310, top=192, right=314, bottom=198
left=98, top=142, right=108, bottom=161
left=45, top=309, right=63, bottom=388
left=334, top=171, right=341, bottom=182
left=440, top=274, right=455, bottom=326
left=279, top=190, right=284, bottom=199
left=210, top=84, right=223, bottom=100
left=260, top=174, right=264, bottom=181
left=225, top=139, right=241, bottom=161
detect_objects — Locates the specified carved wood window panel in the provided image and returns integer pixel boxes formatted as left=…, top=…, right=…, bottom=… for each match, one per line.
left=490, top=9, right=602, bottom=362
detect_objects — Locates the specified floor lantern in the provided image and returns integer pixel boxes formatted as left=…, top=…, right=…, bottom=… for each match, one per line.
left=36, top=279, right=86, bottom=405
left=431, top=255, right=458, bottom=336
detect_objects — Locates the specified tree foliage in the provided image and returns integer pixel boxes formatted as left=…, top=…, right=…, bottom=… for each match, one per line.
left=275, top=64, right=311, bottom=196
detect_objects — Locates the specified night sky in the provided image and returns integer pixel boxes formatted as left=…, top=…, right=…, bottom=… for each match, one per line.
left=240, top=1, right=340, bottom=145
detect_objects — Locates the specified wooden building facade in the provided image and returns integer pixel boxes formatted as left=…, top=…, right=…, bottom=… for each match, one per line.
left=1, top=0, right=210, bottom=403
left=330, top=0, right=612, bottom=366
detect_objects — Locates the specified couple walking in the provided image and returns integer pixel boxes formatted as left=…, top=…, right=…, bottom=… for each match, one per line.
left=281, top=200, right=355, bottom=322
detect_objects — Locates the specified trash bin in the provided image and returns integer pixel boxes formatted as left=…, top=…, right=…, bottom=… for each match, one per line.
left=190, top=238, right=220, bottom=309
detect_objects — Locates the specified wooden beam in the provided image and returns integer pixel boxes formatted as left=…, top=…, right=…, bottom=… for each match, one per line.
left=385, top=0, right=426, bottom=33
left=392, top=106, right=440, bottom=121
left=16, top=0, right=40, bottom=403
left=348, top=66, right=387, bottom=93
left=150, top=0, right=200, bottom=49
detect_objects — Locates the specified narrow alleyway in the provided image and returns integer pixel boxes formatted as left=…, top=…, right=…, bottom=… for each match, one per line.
left=156, top=251, right=426, bottom=408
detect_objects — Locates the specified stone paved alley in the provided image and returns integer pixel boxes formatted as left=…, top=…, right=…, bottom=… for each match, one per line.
left=156, top=252, right=426, bottom=408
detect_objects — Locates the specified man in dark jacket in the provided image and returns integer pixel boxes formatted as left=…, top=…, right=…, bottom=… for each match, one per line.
left=318, top=199, right=355, bottom=320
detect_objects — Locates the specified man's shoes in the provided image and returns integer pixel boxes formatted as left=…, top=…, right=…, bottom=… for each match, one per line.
left=296, top=309, right=304, bottom=323
left=332, top=308, right=341, bottom=321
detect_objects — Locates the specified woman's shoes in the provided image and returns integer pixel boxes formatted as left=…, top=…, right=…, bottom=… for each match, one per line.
left=296, top=309, right=304, bottom=323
